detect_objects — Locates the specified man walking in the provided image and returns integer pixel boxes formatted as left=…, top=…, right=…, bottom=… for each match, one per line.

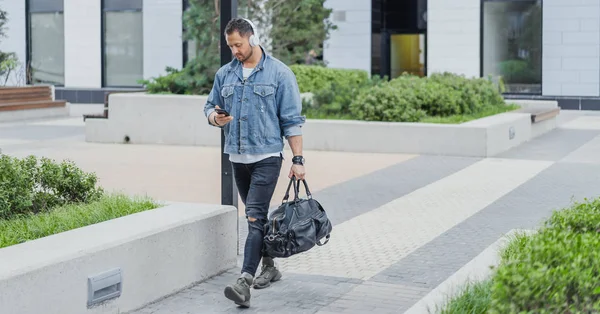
left=204, top=18, right=307, bottom=308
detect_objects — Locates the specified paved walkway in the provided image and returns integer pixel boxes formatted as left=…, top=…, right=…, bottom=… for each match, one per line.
left=2, top=111, right=600, bottom=313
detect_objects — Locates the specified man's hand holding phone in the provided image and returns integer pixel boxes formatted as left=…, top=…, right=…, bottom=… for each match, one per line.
left=211, top=105, right=233, bottom=126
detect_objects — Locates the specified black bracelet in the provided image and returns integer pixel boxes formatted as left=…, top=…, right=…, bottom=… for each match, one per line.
left=292, top=156, right=305, bottom=165
left=213, top=115, right=220, bottom=126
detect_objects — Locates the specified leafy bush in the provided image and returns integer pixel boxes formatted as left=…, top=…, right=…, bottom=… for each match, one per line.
left=490, top=228, right=600, bottom=313
left=427, top=72, right=505, bottom=115
left=544, top=197, right=600, bottom=233
left=440, top=197, right=600, bottom=314
left=0, top=155, right=103, bottom=219
left=307, top=74, right=387, bottom=117
left=290, top=64, right=369, bottom=94
left=347, top=72, right=507, bottom=122
left=139, top=62, right=217, bottom=95
left=139, top=67, right=191, bottom=95
left=349, top=79, right=427, bottom=122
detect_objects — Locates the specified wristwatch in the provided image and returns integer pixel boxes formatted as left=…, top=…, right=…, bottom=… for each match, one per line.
left=292, top=155, right=305, bottom=165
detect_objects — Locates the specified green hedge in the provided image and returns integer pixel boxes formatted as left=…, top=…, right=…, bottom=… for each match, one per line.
left=348, top=72, right=507, bottom=122
left=0, top=155, right=104, bottom=220
left=293, top=65, right=510, bottom=123
left=441, top=197, right=600, bottom=313
left=289, top=64, right=370, bottom=94
left=141, top=63, right=512, bottom=124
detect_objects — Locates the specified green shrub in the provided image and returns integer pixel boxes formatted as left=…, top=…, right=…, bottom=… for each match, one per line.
left=308, top=74, right=387, bottom=116
left=139, top=67, right=190, bottom=95
left=426, top=72, right=505, bottom=115
left=545, top=197, right=600, bottom=233
left=290, top=64, right=369, bottom=93
left=349, top=78, right=427, bottom=122
left=0, top=155, right=103, bottom=219
left=140, top=64, right=215, bottom=95
left=490, top=228, right=600, bottom=313
left=347, top=72, right=507, bottom=122
left=440, top=197, right=600, bottom=314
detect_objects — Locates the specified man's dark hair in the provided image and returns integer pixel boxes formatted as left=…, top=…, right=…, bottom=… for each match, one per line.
left=224, top=18, right=254, bottom=37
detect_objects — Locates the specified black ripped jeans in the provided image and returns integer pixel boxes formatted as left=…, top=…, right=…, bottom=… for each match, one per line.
left=231, top=156, right=282, bottom=276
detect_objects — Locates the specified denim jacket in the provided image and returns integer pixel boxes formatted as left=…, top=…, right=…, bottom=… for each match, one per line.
left=204, top=47, right=306, bottom=155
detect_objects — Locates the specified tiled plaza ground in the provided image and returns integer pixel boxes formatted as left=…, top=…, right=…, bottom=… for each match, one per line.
left=2, top=111, right=600, bottom=313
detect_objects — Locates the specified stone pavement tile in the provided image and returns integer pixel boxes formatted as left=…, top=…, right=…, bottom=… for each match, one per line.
left=367, top=160, right=600, bottom=311
left=275, top=158, right=552, bottom=280
left=560, top=134, right=600, bottom=165
left=130, top=271, right=362, bottom=314
left=237, top=155, right=478, bottom=254
left=560, top=115, right=600, bottom=130
left=368, top=220, right=506, bottom=289
left=0, top=124, right=83, bottom=140
left=309, top=155, right=479, bottom=225
left=495, top=128, right=600, bottom=161
left=322, top=281, right=430, bottom=314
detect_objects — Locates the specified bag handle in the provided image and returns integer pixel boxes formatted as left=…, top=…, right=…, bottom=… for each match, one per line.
left=293, top=176, right=312, bottom=201
left=282, top=176, right=298, bottom=203
left=282, top=176, right=312, bottom=203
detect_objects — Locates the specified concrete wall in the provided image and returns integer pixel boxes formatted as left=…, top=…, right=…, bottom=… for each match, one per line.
left=323, top=0, right=371, bottom=73
left=0, top=0, right=27, bottom=86
left=543, top=0, right=600, bottom=97
left=85, top=93, right=220, bottom=146
left=143, top=0, right=183, bottom=80
left=64, top=0, right=102, bottom=88
left=0, top=202, right=237, bottom=314
left=85, top=93, right=559, bottom=157
left=427, top=0, right=480, bottom=78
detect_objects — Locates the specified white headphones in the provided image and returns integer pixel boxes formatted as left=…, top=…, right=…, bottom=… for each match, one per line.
left=242, top=18, right=260, bottom=47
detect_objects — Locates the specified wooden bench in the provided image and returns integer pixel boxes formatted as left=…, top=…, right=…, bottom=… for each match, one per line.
left=528, top=107, right=560, bottom=123
left=512, top=100, right=561, bottom=124
left=0, top=85, right=67, bottom=112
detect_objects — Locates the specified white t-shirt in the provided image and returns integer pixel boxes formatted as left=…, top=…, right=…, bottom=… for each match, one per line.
left=228, top=66, right=283, bottom=164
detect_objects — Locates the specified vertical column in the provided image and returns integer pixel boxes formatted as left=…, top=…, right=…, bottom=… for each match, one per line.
left=143, top=0, right=183, bottom=80
left=427, top=0, right=480, bottom=78
left=543, top=0, right=600, bottom=97
left=64, top=0, right=102, bottom=88
left=220, top=0, right=238, bottom=209
left=323, top=0, right=371, bottom=73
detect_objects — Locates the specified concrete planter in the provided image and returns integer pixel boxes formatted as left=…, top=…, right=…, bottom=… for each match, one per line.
left=85, top=92, right=559, bottom=157
left=0, top=202, right=237, bottom=314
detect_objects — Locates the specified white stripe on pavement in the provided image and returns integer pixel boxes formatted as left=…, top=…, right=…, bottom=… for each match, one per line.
left=277, top=158, right=553, bottom=280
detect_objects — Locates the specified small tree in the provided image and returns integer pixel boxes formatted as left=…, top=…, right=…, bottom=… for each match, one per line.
left=0, top=7, right=19, bottom=86
left=0, top=7, right=7, bottom=39
left=265, top=0, right=336, bottom=65
left=142, top=0, right=336, bottom=94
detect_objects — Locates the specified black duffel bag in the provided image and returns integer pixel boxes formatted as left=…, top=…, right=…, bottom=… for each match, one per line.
left=263, top=177, right=332, bottom=258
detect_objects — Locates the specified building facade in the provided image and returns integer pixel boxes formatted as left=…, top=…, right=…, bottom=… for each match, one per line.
left=0, top=0, right=183, bottom=103
left=326, top=0, right=600, bottom=110
left=0, top=0, right=598, bottom=110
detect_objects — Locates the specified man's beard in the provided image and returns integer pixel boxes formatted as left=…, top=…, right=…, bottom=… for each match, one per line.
left=238, top=48, right=253, bottom=63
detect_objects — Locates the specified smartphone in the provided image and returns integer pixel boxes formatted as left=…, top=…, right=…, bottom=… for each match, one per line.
left=215, top=108, right=230, bottom=116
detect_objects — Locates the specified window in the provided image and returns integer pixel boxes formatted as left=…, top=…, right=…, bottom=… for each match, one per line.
left=102, top=0, right=143, bottom=87
left=28, top=0, right=65, bottom=86
left=482, top=0, right=542, bottom=94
